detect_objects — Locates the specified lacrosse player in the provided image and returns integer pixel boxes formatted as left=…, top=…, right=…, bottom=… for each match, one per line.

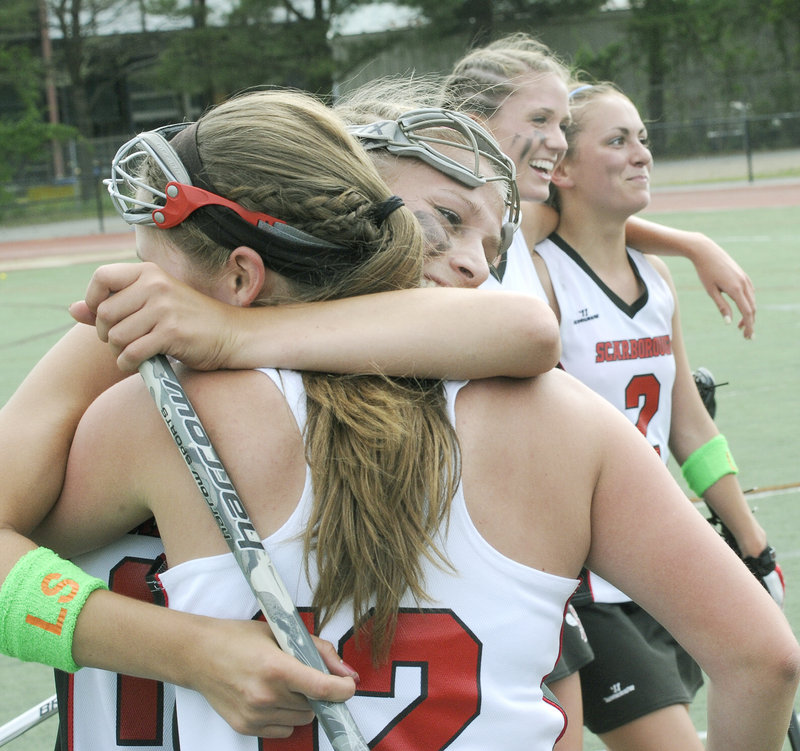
left=529, top=81, right=783, bottom=751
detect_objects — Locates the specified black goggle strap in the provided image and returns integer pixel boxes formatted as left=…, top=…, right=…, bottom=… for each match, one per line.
left=153, top=181, right=354, bottom=283
left=191, top=201, right=358, bottom=285
left=167, top=124, right=358, bottom=283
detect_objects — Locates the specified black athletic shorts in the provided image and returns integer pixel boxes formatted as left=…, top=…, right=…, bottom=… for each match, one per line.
left=576, top=601, right=704, bottom=735
left=545, top=604, right=594, bottom=685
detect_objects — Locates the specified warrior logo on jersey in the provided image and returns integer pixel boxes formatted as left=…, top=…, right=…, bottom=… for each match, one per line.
left=573, top=307, right=600, bottom=325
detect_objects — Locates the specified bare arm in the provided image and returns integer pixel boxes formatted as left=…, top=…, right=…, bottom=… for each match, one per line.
left=0, top=325, right=125, bottom=578
left=71, top=591, right=356, bottom=737
left=649, top=257, right=767, bottom=557
left=586, top=402, right=799, bottom=751
left=626, top=215, right=756, bottom=338
left=26, top=373, right=356, bottom=736
left=519, top=207, right=755, bottom=338
left=0, top=329, right=351, bottom=736
left=71, top=262, right=560, bottom=378
left=3, top=325, right=349, bottom=736
left=465, top=369, right=798, bottom=749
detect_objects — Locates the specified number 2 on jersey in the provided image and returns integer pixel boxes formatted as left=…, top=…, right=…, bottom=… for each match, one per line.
left=625, top=373, right=662, bottom=456
left=262, top=609, right=481, bottom=750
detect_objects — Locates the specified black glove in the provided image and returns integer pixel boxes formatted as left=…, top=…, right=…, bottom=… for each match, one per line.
left=708, top=512, right=784, bottom=607
left=743, top=545, right=785, bottom=607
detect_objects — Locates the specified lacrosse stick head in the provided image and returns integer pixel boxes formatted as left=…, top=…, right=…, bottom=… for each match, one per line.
left=348, top=108, right=520, bottom=252
left=692, top=366, right=730, bottom=420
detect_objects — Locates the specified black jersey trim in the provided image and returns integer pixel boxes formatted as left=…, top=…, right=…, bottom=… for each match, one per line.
left=548, top=233, right=649, bottom=318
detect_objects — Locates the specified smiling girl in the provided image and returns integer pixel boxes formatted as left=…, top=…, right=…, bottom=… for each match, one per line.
left=442, top=33, right=758, bottom=339
left=532, top=81, right=778, bottom=751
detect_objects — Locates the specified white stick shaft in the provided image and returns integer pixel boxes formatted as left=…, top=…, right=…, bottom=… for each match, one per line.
left=0, top=695, right=58, bottom=747
left=139, top=356, right=367, bottom=751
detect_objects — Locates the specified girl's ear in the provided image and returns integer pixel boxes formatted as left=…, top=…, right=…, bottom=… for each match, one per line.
left=221, top=247, right=267, bottom=307
left=551, top=159, right=574, bottom=190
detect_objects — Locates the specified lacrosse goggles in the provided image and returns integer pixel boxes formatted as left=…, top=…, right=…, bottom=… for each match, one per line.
left=348, top=108, right=521, bottom=254
left=105, top=121, right=370, bottom=285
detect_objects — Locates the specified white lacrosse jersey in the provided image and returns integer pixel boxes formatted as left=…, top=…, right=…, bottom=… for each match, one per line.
left=498, top=223, right=549, bottom=299
left=535, top=234, right=676, bottom=604
left=481, top=220, right=548, bottom=301
left=156, top=369, right=579, bottom=751
left=54, top=530, right=177, bottom=751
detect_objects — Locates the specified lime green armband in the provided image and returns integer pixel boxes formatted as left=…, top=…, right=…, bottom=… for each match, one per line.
left=681, top=434, right=738, bottom=498
left=0, top=547, right=108, bottom=673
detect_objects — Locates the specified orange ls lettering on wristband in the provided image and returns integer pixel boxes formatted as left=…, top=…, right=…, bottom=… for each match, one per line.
left=1, top=547, right=108, bottom=672
left=25, top=573, right=81, bottom=636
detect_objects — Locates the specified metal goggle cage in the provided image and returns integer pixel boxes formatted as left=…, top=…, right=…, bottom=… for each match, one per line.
left=349, top=108, right=521, bottom=240
left=104, top=122, right=358, bottom=287
left=106, top=122, right=195, bottom=226
left=105, top=121, right=344, bottom=251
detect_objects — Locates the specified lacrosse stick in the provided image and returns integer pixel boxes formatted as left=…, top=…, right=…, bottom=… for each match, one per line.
left=139, top=355, right=368, bottom=751
left=0, top=695, right=57, bottom=747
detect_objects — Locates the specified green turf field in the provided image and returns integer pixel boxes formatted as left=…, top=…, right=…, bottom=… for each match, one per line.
left=0, top=203, right=798, bottom=748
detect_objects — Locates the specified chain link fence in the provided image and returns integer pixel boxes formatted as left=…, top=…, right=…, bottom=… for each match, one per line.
left=1, top=113, right=798, bottom=228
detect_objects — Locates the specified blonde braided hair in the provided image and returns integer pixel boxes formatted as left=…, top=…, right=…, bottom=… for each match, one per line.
left=146, top=89, right=461, bottom=664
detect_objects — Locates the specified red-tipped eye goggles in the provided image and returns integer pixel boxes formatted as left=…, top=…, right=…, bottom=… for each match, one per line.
left=153, top=182, right=286, bottom=231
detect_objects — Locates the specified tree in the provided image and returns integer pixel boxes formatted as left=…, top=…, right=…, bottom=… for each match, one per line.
left=149, top=0, right=613, bottom=107
left=625, top=0, right=800, bottom=152
left=0, top=3, right=76, bottom=206
left=406, top=0, right=605, bottom=50
left=147, top=0, right=380, bottom=103
left=749, top=0, right=800, bottom=54
left=148, top=0, right=334, bottom=106
left=627, top=1, right=701, bottom=119
left=40, top=0, right=116, bottom=196
left=742, top=0, right=800, bottom=108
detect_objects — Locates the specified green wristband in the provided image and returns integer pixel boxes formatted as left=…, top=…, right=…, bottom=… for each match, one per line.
left=681, top=434, right=738, bottom=498
left=0, top=547, right=108, bottom=673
